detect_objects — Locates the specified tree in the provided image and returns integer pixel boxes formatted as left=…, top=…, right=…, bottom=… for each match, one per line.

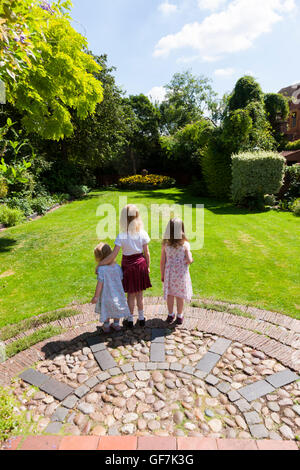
left=264, top=93, right=290, bottom=148
left=1, top=0, right=103, bottom=140
left=160, top=70, right=217, bottom=134
left=228, top=76, right=263, bottom=111
left=122, top=94, right=161, bottom=174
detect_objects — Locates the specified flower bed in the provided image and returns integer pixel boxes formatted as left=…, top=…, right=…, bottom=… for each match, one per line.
left=118, top=174, right=176, bottom=189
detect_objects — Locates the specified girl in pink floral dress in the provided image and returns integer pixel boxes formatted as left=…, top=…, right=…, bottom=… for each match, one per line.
left=160, top=218, right=193, bottom=326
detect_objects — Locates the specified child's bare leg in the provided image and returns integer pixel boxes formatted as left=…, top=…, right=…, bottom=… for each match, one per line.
left=127, top=293, right=136, bottom=323
left=167, top=295, right=175, bottom=315
left=136, top=291, right=145, bottom=323
left=176, top=297, right=184, bottom=316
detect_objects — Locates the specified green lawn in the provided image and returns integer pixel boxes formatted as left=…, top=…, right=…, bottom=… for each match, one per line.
left=0, top=188, right=299, bottom=328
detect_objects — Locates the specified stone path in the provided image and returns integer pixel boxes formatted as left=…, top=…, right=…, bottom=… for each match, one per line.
left=0, top=298, right=299, bottom=448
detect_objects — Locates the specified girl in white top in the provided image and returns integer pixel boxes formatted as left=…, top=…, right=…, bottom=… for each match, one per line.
left=97, top=204, right=152, bottom=328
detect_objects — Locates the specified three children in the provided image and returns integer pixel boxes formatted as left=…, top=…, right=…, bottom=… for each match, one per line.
left=91, top=205, right=194, bottom=332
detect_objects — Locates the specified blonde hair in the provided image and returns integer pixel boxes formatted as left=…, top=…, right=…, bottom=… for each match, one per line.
left=94, top=242, right=112, bottom=262
left=163, top=218, right=188, bottom=248
left=120, top=204, right=143, bottom=234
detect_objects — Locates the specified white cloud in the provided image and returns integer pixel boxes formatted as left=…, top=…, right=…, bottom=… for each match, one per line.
left=198, top=0, right=227, bottom=11
left=214, top=67, right=235, bottom=77
left=154, top=0, right=296, bottom=60
left=147, top=86, right=167, bottom=103
left=158, top=1, right=178, bottom=15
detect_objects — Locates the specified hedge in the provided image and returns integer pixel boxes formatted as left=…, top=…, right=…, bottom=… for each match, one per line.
left=231, top=151, right=286, bottom=206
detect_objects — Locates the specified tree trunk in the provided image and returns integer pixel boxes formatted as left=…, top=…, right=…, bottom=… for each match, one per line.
left=130, top=147, right=137, bottom=174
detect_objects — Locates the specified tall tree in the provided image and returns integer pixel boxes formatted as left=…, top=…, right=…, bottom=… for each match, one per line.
left=160, top=70, right=217, bottom=134
left=1, top=0, right=103, bottom=140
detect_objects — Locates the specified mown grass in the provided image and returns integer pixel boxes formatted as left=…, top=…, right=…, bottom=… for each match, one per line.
left=0, top=188, right=299, bottom=328
left=0, top=308, right=81, bottom=342
left=5, top=326, right=63, bottom=358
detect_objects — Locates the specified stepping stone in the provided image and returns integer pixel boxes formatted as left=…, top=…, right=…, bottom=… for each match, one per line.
left=74, top=384, right=89, bottom=398
left=61, top=395, right=79, bottom=409
left=19, top=368, right=49, bottom=387
left=94, top=349, right=117, bottom=371
left=170, top=363, right=183, bottom=372
left=196, top=352, right=220, bottom=374
left=97, top=371, right=111, bottom=382
left=228, top=390, right=241, bottom=402
left=86, top=336, right=106, bottom=353
left=151, top=329, right=165, bottom=343
left=121, top=364, right=133, bottom=373
left=249, top=424, right=268, bottom=439
left=150, top=343, right=165, bottom=362
left=51, top=406, right=69, bottom=422
left=146, top=362, right=157, bottom=370
left=244, top=411, right=262, bottom=426
left=133, top=362, right=146, bottom=371
left=217, top=381, right=231, bottom=394
left=239, top=380, right=275, bottom=402
left=85, top=377, right=99, bottom=389
left=44, top=422, right=62, bottom=434
left=205, top=375, right=219, bottom=386
left=209, top=338, right=232, bottom=355
left=265, top=370, right=299, bottom=389
left=39, top=378, right=73, bottom=401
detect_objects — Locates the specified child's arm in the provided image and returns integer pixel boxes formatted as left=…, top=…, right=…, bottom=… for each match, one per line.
left=160, top=244, right=166, bottom=282
left=91, top=281, right=103, bottom=304
left=184, top=245, right=194, bottom=265
left=96, top=245, right=120, bottom=272
left=143, top=244, right=150, bottom=273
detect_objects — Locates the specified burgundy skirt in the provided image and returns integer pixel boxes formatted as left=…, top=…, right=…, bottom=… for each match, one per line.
left=122, top=253, right=152, bottom=294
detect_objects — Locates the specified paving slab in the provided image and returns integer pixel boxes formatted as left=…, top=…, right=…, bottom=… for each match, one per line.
left=133, top=362, right=146, bottom=371
left=94, top=349, right=117, bottom=370
left=205, top=375, right=219, bottom=386
left=39, top=378, right=73, bottom=401
left=146, top=362, right=157, bottom=370
left=19, top=368, right=49, bottom=388
left=150, top=343, right=165, bottom=362
left=121, top=364, right=133, bottom=373
left=228, top=390, right=241, bottom=402
left=217, top=381, right=231, bottom=394
left=44, top=422, right=63, bottom=435
left=61, top=395, right=79, bottom=409
left=235, top=398, right=252, bottom=413
left=265, top=370, right=299, bottom=389
left=170, top=363, right=183, bottom=372
left=249, top=424, right=269, bottom=439
left=209, top=338, right=232, bottom=355
left=196, top=352, right=220, bottom=374
left=85, top=377, right=99, bottom=389
left=97, top=371, right=111, bottom=382
left=244, top=411, right=262, bottom=426
left=182, top=365, right=194, bottom=375
left=109, top=367, right=122, bottom=376
left=239, top=380, right=275, bottom=402
left=86, top=336, right=106, bottom=352
left=51, top=406, right=69, bottom=422
left=74, top=384, right=90, bottom=399
left=151, top=329, right=166, bottom=343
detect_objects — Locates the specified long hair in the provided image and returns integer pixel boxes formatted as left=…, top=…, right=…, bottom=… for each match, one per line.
left=163, top=218, right=188, bottom=247
left=120, top=204, right=143, bottom=234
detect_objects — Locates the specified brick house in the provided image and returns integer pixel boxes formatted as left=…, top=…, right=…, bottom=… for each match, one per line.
left=279, top=83, right=300, bottom=142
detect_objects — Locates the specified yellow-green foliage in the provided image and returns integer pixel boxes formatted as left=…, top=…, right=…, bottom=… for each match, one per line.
left=118, top=174, right=176, bottom=189
left=231, top=151, right=286, bottom=204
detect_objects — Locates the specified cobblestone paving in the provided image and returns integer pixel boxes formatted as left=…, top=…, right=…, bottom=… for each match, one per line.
left=4, top=326, right=300, bottom=444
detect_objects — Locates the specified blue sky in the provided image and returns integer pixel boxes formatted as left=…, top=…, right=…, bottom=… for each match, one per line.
left=71, top=0, right=300, bottom=102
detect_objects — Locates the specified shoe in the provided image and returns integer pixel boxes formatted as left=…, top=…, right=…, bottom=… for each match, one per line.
left=103, top=326, right=111, bottom=334
left=137, top=319, right=145, bottom=327
left=123, top=319, right=134, bottom=329
left=176, top=316, right=184, bottom=325
left=111, top=324, right=122, bottom=332
left=166, top=314, right=175, bottom=324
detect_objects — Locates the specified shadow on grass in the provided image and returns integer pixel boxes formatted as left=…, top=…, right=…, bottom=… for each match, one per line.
left=40, top=320, right=174, bottom=360
left=0, top=237, right=17, bottom=253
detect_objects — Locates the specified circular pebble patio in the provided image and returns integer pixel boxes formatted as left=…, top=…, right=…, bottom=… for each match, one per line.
left=4, top=321, right=300, bottom=444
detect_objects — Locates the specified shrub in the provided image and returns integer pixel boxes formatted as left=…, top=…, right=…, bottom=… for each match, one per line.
left=118, top=174, right=176, bottom=190
left=292, top=198, right=300, bottom=217
left=67, top=185, right=90, bottom=199
left=0, top=178, right=8, bottom=199
left=30, top=196, right=54, bottom=215
left=0, top=388, right=21, bottom=441
left=6, top=196, right=33, bottom=217
left=285, top=139, right=300, bottom=151
left=282, top=165, right=300, bottom=200
left=264, top=194, right=277, bottom=206
left=0, top=205, right=24, bottom=227
left=231, top=151, right=286, bottom=207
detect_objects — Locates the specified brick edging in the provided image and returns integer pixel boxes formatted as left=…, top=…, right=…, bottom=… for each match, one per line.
left=2, top=436, right=299, bottom=451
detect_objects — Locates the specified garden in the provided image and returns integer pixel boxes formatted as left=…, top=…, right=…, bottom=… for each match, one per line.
left=0, top=0, right=299, bottom=450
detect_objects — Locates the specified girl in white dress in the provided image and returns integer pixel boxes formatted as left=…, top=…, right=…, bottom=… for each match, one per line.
left=160, top=218, right=193, bottom=326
